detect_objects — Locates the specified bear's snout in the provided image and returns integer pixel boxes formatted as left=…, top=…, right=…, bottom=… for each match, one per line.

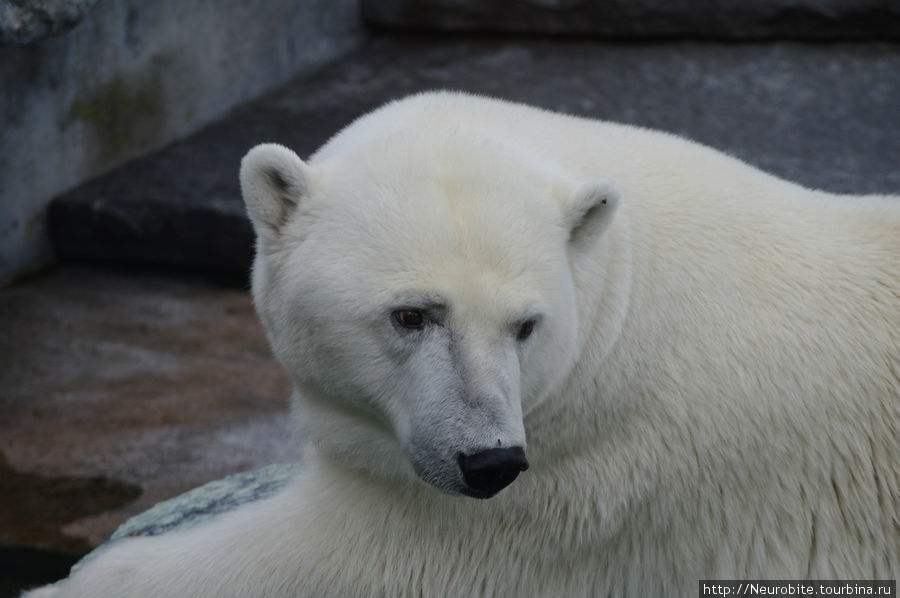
left=457, top=447, right=529, bottom=498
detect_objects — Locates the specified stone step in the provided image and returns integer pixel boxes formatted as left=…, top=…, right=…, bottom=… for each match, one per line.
left=362, top=0, right=900, bottom=40
left=50, top=35, right=900, bottom=279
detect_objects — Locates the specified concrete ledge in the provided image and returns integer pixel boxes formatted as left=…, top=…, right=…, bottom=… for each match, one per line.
left=49, top=36, right=900, bottom=280
left=363, top=0, right=900, bottom=40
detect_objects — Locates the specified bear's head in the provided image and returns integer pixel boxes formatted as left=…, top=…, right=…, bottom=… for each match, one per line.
left=240, top=131, right=618, bottom=499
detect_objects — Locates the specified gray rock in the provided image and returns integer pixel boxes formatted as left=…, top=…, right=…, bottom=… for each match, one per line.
left=363, top=0, right=900, bottom=40
left=71, top=463, right=297, bottom=575
left=0, top=0, right=99, bottom=45
left=49, top=37, right=900, bottom=279
left=109, top=463, right=297, bottom=542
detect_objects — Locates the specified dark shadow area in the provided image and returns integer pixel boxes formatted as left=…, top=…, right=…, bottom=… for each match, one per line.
left=0, top=451, right=141, bottom=596
left=0, top=451, right=141, bottom=554
left=0, top=547, right=79, bottom=598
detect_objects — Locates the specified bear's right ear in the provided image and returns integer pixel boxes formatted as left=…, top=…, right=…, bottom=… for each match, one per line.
left=564, top=179, right=621, bottom=249
left=240, top=143, right=311, bottom=239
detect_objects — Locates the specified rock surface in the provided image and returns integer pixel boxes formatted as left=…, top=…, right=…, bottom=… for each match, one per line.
left=50, top=36, right=900, bottom=279
left=363, top=0, right=900, bottom=40
left=106, top=463, right=295, bottom=544
left=20, top=463, right=297, bottom=590
left=0, top=0, right=99, bottom=45
left=0, top=266, right=297, bottom=558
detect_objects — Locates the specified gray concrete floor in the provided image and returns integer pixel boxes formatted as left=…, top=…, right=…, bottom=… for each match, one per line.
left=0, top=266, right=296, bottom=560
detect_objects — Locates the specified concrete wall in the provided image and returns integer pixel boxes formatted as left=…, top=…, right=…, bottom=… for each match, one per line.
left=0, top=0, right=364, bottom=286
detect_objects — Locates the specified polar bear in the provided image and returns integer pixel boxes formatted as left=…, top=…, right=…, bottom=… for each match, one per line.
left=26, top=92, right=899, bottom=597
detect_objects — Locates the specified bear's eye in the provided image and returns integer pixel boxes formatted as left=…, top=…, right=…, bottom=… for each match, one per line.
left=516, top=319, right=536, bottom=341
left=393, top=309, right=425, bottom=330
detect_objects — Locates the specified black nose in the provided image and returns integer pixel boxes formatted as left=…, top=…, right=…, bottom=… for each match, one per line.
left=457, top=446, right=529, bottom=498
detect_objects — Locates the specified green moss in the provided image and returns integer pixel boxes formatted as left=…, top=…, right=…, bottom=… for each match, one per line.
left=65, top=72, right=166, bottom=165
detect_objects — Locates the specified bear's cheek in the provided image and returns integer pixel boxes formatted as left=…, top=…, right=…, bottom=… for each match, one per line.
left=519, top=319, right=579, bottom=411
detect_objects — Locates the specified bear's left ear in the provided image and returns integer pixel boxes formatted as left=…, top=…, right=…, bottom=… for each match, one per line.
left=240, top=143, right=312, bottom=240
left=564, top=179, right=621, bottom=247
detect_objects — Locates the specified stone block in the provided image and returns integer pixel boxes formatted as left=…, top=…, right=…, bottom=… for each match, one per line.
left=49, top=37, right=900, bottom=278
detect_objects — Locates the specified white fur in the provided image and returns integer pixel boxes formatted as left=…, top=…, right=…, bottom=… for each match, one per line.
left=25, top=92, right=899, bottom=597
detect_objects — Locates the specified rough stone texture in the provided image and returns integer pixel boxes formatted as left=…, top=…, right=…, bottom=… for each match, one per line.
left=0, top=265, right=297, bottom=558
left=106, top=463, right=295, bottom=543
left=363, top=0, right=900, bottom=40
left=0, top=0, right=100, bottom=45
left=0, top=0, right=364, bottom=287
left=51, top=35, right=900, bottom=278
left=32, top=464, right=296, bottom=589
